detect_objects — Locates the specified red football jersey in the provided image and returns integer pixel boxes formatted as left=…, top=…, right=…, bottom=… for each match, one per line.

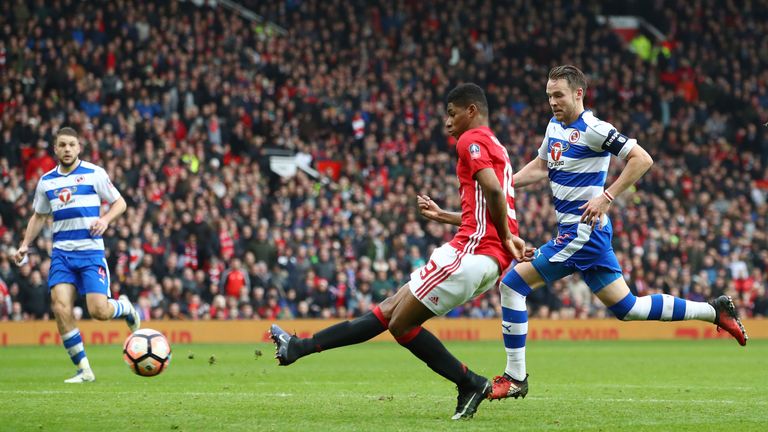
left=449, top=126, right=518, bottom=271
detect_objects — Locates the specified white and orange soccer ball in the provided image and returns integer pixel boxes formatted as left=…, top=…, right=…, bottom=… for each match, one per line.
left=123, top=329, right=172, bottom=377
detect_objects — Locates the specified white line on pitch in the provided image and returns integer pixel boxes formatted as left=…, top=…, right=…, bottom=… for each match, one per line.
left=525, top=396, right=765, bottom=405
left=0, top=390, right=294, bottom=397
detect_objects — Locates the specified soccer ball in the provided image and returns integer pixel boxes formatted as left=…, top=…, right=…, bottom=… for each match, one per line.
left=123, top=329, right=172, bottom=377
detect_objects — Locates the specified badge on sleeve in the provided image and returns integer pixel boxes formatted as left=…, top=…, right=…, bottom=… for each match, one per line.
left=469, top=143, right=481, bottom=159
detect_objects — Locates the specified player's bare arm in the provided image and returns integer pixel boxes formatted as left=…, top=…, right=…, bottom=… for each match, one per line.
left=416, top=194, right=461, bottom=226
left=512, top=157, right=548, bottom=189
left=474, top=168, right=525, bottom=260
left=579, top=144, right=654, bottom=228
left=90, top=196, right=127, bottom=237
left=15, top=212, right=50, bottom=264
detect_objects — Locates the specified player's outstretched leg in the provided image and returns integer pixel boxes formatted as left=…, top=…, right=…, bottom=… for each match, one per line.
left=605, top=283, right=748, bottom=346
left=269, top=306, right=389, bottom=365
left=710, top=295, right=748, bottom=346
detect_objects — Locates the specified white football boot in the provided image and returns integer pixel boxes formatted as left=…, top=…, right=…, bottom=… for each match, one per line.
left=64, top=368, right=95, bottom=383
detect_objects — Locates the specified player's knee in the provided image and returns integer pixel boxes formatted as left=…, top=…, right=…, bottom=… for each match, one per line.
left=387, top=315, right=414, bottom=339
left=51, top=299, right=69, bottom=317
left=501, top=269, right=534, bottom=297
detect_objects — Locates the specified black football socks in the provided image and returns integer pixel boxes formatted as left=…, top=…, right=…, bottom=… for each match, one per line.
left=291, top=308, right=389, bottom=358
left=396, top=326, right=482, bottom=388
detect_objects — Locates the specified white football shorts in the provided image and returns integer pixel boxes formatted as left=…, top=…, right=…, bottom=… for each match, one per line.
left=409, top=243, right=500, bottom=316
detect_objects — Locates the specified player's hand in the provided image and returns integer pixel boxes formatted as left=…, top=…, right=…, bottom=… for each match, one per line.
left=522, top=245, right=536, bottom=262
left=578, top=194, right=611, bottom=229
left=502, top=234, right=527, bottom=261
left=14, top=245, right=28, bottom=266
left=417, top=194, right=442, bottom=221
left=90, top=218, right=109, bottom=237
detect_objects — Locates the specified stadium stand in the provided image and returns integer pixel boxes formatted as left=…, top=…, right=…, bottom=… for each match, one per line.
left=1, top=0, right=767, bottom=322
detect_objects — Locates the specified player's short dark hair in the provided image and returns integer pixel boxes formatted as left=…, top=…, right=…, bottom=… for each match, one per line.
left=446, top=83, right=489, bottom=116
left=55, top=127, right=79, bottom=144
left=549, top=65, right=588, bottom=91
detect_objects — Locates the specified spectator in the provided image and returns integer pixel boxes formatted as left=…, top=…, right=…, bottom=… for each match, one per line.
left=753, top=285, right=768, bottom=317
left=221, top=258, right=250, bottom=299
left=308, top=278, right=334, bottom=318
left=20, top=270, right=49, bottom=319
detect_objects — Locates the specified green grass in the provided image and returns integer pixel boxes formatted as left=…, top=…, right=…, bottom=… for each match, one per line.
left=0, top=340, right=766, bottom=431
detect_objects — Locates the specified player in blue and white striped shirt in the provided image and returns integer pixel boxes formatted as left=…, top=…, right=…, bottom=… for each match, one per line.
left=14, top=127, right=140, bottom=383
left=490, top=66, right=748, bottom=400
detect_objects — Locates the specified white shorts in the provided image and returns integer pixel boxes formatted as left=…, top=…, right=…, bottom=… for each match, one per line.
left=409, top=243, right=500, bottom=316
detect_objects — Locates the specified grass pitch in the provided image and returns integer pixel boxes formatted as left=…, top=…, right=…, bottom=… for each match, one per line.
left=0, top=339, right=765, bottom=431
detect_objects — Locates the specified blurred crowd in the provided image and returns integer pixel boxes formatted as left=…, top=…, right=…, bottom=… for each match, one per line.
left=1, top=0, right=768, bottom=323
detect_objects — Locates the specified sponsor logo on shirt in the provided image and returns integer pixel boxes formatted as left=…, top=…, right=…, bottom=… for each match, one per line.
left=549, top=140, right=569, bottom=166
left=56, top=187, right=76, bottom=205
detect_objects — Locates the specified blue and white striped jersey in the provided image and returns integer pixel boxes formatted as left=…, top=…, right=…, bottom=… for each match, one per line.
left=33, top=161, right=121, bottom=253
left=537, top=110, right=636, bottom=226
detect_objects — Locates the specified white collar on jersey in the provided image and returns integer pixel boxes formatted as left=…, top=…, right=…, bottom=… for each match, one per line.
left=56, top=159, right=83, bottom=177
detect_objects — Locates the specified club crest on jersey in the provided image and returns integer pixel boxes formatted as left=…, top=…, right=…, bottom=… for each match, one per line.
left=75, top=175, right=85, bottom=184
left=549, top=141, right=570, bottom=162
left=569, top=130, right=580, bottom=143
left=469, top=143, right=481, bottom=159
